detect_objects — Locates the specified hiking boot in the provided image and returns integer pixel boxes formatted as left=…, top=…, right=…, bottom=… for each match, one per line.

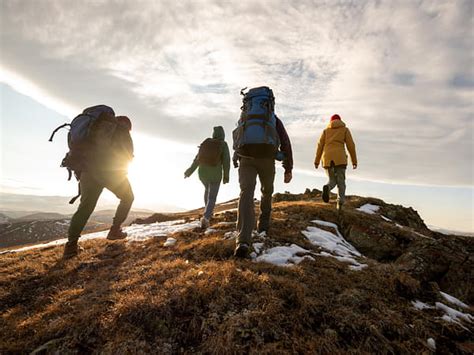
left=63, top=241, right=79, bottom=259
left=322, top=185, right=330, bottom=203
left=234, top=243, right=249, bottom=259
left=107, top=226, right=127, bottom=240
left=200, top=217, right=210, bottom=229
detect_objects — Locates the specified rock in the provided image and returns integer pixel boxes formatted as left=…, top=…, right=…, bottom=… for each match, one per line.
left=30, top=338, right=64, bottom=354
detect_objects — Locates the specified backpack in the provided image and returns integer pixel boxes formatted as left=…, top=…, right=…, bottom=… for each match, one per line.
left=232, top=86, right=280, bottom=151
left=48, top=105, right=116, bottom=203
left=198, top=138, right=222, bottom=166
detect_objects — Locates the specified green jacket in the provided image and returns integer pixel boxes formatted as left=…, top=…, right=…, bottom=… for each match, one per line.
left=185, top=126, right=230, bottom=184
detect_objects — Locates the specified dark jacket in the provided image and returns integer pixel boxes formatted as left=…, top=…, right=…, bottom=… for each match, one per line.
left=233, top=117, right=293, bottom=173
left=185, top=126, right=231, bottom=184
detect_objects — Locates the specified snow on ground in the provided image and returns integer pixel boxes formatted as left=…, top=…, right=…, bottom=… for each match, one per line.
left=215, top=221, right=235, bottom=227
left=381, top=215, right=392, bottom=222
left=440, top=292, right=469, bottom=309
left=357, top=203, right=380, bottom=215
left=0, top=219, right=201, bottom=254
left=436, top=302, right=473, bottom=329
left=301, top=220, right=367, bottom=271
left=204, top=228, right=218, bottom=235
left=427, top=338, right=436, bottom=351
left=163, top=237, right=177, bottom=247
left=255, top=244, right=314, bottom=267
left=412, top=300, right=434, bottom=310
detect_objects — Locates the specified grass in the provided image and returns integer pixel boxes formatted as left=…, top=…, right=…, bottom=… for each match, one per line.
left=1, top=199, right=472, bottom=354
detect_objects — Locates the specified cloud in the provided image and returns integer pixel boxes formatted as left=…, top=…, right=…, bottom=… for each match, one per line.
left=0, top=0, right=472, bottom=186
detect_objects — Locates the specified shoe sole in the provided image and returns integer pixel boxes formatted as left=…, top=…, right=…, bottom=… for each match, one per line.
left=322, top=185, right=330, bottom=203
left=107, top=236, right=127, bottom=240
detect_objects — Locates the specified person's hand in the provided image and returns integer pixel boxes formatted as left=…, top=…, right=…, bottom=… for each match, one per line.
left=314, top=162, right=319, bottom=169
left=223, top=177, right=229, bottom=184
left=233, top=160, right=239, bottom=168
left=284, top=171, right=292, bottom=183
left=184, top=172, right=190, bottom=178
left=353, top=164, right=357, bottom=169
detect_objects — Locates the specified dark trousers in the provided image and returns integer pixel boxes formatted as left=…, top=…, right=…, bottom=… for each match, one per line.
left=68, top=171, right=134, bottom=242
left=237, top=157, right=275, bottom=245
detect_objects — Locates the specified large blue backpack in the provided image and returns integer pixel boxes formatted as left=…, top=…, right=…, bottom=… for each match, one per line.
left=232, top=86, right=280, bottom=151
left=49, top=105, right=116, bottom=203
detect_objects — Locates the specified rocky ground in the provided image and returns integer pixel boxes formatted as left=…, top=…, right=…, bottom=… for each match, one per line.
left=0, top=190, right=472, bottom=354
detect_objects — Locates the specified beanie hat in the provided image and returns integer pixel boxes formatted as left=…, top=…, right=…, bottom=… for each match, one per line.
left=330, top=114, right=341, bottom=122
left=117, top=116, right=132, bottom=131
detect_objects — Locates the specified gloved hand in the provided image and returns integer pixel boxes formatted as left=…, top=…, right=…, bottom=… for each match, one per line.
left=284, top=171, right=292, bottom=183
left=233, top=160, right=239, bottom=168
left=223, top=177, right=229, bottom=184
left=353, top=164, right=357, bottom=169
left=314, top=162, right=319, bottom=169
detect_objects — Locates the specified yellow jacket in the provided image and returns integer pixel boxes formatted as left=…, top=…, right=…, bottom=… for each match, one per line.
left=314, top=120, right=357, bottom=168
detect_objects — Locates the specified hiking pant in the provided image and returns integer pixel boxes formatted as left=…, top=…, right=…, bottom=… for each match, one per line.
left=203, top=181, right=220, bottom=220
left=325, top=165, right=346, bottom=205
left=68, top=171, right=134, bottom=242
left=237, top=157, right=275, bottom=246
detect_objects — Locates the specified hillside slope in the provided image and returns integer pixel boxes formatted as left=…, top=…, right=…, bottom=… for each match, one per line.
left=1, top=191, right=472, bottom=354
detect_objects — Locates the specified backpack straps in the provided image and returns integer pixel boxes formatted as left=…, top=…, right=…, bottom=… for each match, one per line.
left=48, top=123, right=70, bottom=142
left=69, top=182, right=81, bottom=204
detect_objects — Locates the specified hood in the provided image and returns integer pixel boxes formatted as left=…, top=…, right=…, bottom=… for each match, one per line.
left=212, top=126, right=225, bottom=140
left=327, top=120, right=346, bottom=129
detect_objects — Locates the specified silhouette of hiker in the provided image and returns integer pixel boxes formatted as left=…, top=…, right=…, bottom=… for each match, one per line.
left=63, top=112, right=134, bottom=259
left=314, top=114, right=357, bottom=213
left=184, top=126, right=230, bottom=229
left=232, top=86, right=293, bottom=258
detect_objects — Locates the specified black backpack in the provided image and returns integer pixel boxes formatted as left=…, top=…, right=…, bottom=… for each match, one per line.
left=198, top=138, right=222, bottom=166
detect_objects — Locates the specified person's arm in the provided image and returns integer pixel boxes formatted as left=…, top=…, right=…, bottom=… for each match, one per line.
left=232, top=151, right=239, bottom=168
left=314, top=130, right=325, bottom=168
left=345, top=128, right=357, bottom=168
left=184, top=154, right=199, bottom=178
left=222, top=142, right=230, bottom=183
left=276, top=117, right=293, bottom=174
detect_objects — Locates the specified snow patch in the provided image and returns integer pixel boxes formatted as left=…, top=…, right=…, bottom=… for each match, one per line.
left=256, top=244, right=313, bottom=267
left=412, top=300, right=434, bottom=310
left=215, top=221, right=235, bottom=227
left=301, top=221, right=367, bottom=270
left=204, top=228, right=217, bottom=235
left=436, top=302, right=473, bottom=328
left=427, top=338, right=436, bottom=351
left=381, top=215, right=392, bottom=222
left=253, top=242, right=264, bottom=255
left=1, top=219, right=200, bottom=254
left=440, top=292, right=469, bottom=309
left=163, top=237, right=177, bottom=247
left=357, top=203, right=380, bottom=215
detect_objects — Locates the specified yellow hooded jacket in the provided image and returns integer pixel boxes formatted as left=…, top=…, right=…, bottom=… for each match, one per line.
left=314, top=119, right=357, bottom=168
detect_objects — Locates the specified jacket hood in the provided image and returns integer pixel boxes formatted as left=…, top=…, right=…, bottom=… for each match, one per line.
left=328, top=120, right=346, bottom=129
left=212, top=126, right=225, bottom=140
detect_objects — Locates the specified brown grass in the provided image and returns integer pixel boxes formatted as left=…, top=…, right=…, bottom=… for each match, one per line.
left=0, top=200, right=472, bottom=354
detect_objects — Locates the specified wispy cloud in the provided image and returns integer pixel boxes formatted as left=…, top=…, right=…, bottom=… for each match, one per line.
left=1, top=0, right=472, bottom=186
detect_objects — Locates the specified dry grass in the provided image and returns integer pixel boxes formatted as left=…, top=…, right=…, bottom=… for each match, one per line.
left=0, top=200, right=472, bottom=354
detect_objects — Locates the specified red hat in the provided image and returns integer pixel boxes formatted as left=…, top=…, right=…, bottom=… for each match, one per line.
left=117, top=116, right=132, bottom=131
left=330, top=114, right=341, bottom=121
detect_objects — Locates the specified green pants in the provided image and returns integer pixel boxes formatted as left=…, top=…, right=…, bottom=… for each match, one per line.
left=325, top=165, right=346, bottom=204
left=68, top=171, right=134, bottom=242
left=237, top=157, right=275, bottom=245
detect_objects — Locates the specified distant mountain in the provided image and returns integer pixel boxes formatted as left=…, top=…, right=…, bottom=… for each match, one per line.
left=0, top=209, right=153, bottom=249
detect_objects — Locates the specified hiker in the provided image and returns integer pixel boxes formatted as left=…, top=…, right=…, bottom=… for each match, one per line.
left=232, top=86, right=293, bottom=258
left=314, top=114, right=357, bottom=212
left=184, top=126, right=230, bottom=229
left=52, top=106, right=135, bottom=259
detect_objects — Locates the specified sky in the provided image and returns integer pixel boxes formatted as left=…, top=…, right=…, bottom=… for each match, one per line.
left=0, top=0, right=473, bottom=232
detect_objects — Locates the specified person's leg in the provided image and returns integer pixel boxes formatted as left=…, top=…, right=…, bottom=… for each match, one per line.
left=257, top=159, right=275, bottom=233
left=204, top=181, right=210, bottom=206
left=335, top=166, right=346, bottom=207
left=322, top=165, right=337, bottom=203
left=103, top=173, right=134, bottom=239
left=204, top=181, right=220, bottom=220
left=237, top=158, right=257, bottom=248
left=65, top=172, right=103, bottom=258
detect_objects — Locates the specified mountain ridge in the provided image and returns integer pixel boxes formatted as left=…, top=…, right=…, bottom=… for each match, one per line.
left=1, top=190, right=472, bottom=353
